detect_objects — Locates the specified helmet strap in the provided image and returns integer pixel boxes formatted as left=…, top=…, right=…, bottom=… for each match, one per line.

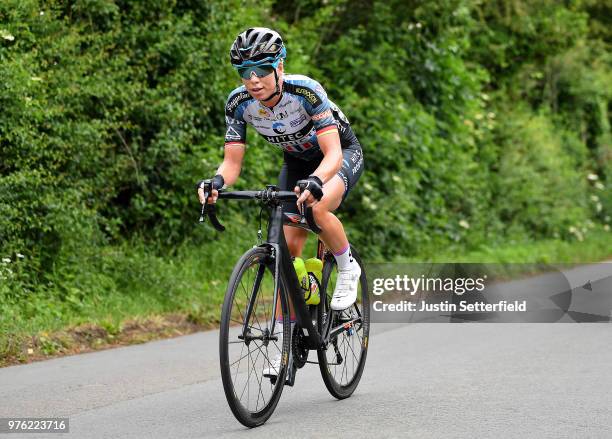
left=261, top=68, right=282, bottom=103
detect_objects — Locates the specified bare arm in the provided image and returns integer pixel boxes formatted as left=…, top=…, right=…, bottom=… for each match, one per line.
left=310, top=129, right=342, bottom=183
left=216, top=144, right=245, bottom=186
left=295, top=128, right=342, bottom=207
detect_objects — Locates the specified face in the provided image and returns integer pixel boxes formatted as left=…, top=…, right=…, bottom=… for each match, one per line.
left=240, top=61, right=283, bottom=101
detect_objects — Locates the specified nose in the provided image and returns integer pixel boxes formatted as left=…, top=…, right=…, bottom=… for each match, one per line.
left=246, top=71, right=261, bottom=83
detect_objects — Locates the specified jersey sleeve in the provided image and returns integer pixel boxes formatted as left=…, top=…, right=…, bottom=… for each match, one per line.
left=286, top=79, right=337, bottom=136
left=224, top=89, right=250, bottom=147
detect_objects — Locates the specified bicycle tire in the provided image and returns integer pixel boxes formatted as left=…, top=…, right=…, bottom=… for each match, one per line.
left=317, top=245, right=370, bottom=399
left=219, top=246, right=291, bottom=427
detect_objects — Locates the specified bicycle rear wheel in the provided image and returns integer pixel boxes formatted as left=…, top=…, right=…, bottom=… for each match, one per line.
left=219, top=246, right=291, bottom=427
left=317, top=246, right=370, bottom=399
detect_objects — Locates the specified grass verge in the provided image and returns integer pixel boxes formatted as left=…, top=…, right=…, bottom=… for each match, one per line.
left=1, top=229, right=611, bottom=367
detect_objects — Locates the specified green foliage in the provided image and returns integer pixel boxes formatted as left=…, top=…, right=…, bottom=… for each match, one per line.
left=1, top=0, right=611, bottom=349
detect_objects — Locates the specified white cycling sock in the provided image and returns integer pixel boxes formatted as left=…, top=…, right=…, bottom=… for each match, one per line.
left=333, top=244, right=355, bottom=271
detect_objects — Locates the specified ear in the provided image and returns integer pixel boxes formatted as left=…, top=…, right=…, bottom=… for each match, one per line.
left=277, top=60, right=284, bottom=75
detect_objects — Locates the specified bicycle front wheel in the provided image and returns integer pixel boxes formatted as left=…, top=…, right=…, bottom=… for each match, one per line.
left=317, top=245, right=370, bottom=399
left=219, top=246, right=291, bottom=427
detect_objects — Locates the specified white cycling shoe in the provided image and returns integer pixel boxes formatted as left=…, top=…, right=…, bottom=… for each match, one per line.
left=263, top=353, right=282, bottom=378
left=330, top=262, right=361, bottom=311
left=263, top=329, right=285, bottom=378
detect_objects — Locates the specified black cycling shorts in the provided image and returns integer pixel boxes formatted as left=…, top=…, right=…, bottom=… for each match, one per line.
left=278, top=144, right=364, bottom=214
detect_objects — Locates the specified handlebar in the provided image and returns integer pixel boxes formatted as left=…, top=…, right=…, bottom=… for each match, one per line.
left=198, top=186, right=322, bottom=234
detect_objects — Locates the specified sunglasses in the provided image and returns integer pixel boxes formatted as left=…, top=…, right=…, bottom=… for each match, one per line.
left=236, top=64, right=276, bottom=79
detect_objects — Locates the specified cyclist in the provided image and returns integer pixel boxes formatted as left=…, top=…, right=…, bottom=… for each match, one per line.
left=197, top=27, right=364, bottom=374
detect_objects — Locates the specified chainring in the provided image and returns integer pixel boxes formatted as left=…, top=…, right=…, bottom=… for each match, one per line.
left=292, top=325, right=309, bottom=368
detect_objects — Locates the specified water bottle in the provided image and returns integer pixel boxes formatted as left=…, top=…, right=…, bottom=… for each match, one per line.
left=304, top=257, right=323, bottom=305
left=293, top=257, right=309, bottom=295
left=293, top=257, right=323, bottom=305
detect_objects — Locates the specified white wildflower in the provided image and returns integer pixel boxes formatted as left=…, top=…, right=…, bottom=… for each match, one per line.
left=587, top=173, right=598, bottom=181
left=2, top=258, right=10, bottom=263
left=1, top=30, right=14, bottom=41
left=595, top=182, right=604, bottom=190
left=459, top=220, right=470, bottom=229
left=590, top=194, right=599, bottom=202
left=16, top=253, right=25, bottom=259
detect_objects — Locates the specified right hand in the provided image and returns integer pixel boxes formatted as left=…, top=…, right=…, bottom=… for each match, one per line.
left=198, top=187, right=219, bottom=205
left=196, top=175, right=224, bottom=205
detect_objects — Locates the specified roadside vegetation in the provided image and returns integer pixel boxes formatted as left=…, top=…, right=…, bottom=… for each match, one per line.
left=1, top=0, right=611, bottom=365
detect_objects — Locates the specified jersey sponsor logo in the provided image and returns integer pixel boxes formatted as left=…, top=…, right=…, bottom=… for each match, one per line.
left=258, top=108, right=270, bottom=117
left=263, top=121, right=314, bottom=143
left=290, top=114, right=308, bottom=127
left=275, top=110, right=289, bottom=120
left=265, top=132, right=308, bottom=143
left=225, top=116, right=244, bottom=125
left=311, top=109, right=332, bottom=121
left=225, top=126, right=242, bottom=141
left=272, top=122, right=286, bottom=134
left=295, top=87, right=320, bottom=105
left=226, top=91, right=251, bottom=115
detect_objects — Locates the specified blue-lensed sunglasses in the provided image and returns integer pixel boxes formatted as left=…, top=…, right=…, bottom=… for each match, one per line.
left=236, top=63, right=276, bottom=79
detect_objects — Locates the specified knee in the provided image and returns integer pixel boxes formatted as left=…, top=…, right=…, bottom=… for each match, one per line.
left=312, top=201, right=330, bottom=222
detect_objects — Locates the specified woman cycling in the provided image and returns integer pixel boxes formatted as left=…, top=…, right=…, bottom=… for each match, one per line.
left=198, top=27, right=364, bottom=372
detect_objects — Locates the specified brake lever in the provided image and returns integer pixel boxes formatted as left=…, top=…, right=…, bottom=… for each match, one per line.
left=197, top=187, right=226, bottom=232
left=297, top=182, right=323, bottom=234
left=199, top=190, right=210, bottom=223
left=207, top=203, right=225, bottom=232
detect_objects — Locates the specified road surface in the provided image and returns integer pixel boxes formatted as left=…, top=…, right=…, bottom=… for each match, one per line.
left=1, top=263, right=611, bottom=438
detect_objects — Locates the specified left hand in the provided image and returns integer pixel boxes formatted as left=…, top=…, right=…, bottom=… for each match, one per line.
left=294, top=185, right=318, bottom=214
left=294, top=176, right=324, bottom=213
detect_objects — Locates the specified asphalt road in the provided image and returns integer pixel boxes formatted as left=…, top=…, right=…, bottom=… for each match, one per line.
left=1, top=263, right=611, bottom=438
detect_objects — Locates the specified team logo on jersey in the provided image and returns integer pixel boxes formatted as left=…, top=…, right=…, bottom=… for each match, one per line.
left=290, top=114, right=308, bottom=127
left=275, top=110, right=288, bottom=120
left=225, top=116, right=244, bottom=125
left=258, top=108, right=270, bottom=117
left=226, top=91, right=250, bottom=114
left=311, top=109, right=332, bottom=121
left=295, top=87, right=320, bottom=105
left=272, top=122, right=286, bottom=134
left=225, top=126, right=242, bottom=141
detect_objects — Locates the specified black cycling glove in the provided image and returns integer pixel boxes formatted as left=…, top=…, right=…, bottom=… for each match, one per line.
left=296, top=175, right=324, bottom=201
left=196, top=174, right=225, bottom=191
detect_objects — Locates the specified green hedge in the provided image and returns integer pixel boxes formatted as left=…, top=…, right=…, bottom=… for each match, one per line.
left=1, top=0, right=611, bottom=317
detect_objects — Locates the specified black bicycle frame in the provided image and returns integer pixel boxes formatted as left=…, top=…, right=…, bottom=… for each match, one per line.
left=265, top=204, right=324, bottom=349
left=199, top=185, right=363, bottom=350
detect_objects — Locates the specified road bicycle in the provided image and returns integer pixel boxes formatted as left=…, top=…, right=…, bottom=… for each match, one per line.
left=198, top=182, right=370, bottom=427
